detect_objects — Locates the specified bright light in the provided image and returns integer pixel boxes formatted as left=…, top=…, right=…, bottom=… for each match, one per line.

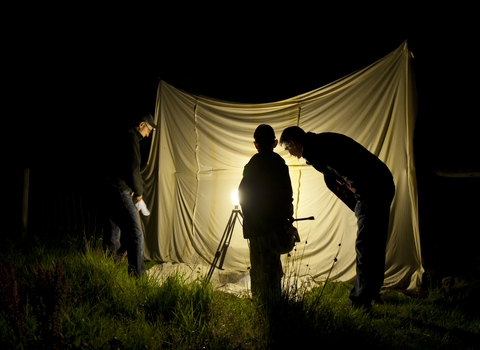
left=231, top=190, right=239, bottom=206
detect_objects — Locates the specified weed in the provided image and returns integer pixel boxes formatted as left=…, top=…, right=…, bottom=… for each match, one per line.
left=0, top=262, right=26, bottom=343
left=32, top=258, right=67, bottom=348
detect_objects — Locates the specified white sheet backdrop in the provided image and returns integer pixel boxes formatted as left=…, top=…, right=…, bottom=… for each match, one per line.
left=141, top=41, right=423, bottom=291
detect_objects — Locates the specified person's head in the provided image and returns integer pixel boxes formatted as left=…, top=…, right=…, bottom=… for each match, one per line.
left=136, top=113, right=157, bottom=139
left=253, top=124, right=277, bottom=152
left=279, top=126, right=306, bottom=158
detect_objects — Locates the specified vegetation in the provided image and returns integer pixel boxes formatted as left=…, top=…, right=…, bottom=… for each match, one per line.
left=1, top=234, right=478, bottom=349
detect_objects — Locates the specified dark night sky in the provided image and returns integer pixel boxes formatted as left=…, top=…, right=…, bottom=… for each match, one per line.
left=14, top=9, right=477, bottom=175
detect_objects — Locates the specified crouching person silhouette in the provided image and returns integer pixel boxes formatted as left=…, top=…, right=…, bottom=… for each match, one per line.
left=279, top=126, right=395, bottom=309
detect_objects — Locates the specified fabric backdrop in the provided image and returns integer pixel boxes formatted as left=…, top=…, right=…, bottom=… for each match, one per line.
left=141, top=41, right=423, bottom=291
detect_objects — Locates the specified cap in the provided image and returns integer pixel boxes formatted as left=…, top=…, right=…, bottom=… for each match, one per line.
left=142, top=113, right=157, bottom=130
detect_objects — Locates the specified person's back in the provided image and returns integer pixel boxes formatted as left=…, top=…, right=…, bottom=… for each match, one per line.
left=106, top=127, right=143, bottom=195
left=303, top=132, right=393, bottom=201
left=239, top=151, right=292, bottom=238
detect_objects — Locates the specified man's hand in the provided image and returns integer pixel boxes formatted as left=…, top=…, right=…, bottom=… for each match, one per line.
left=131, top=193, right=143, bottom=203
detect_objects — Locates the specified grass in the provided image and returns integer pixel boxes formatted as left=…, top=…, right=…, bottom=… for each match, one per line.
left=1, top=233, right=479, bottom=349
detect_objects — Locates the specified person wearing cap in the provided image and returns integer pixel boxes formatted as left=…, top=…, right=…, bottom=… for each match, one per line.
left=103, top=113, right=157, bottom=276
left=238, top=124, right=293, bottom=300
left=279, top=126, right=395, bottom=309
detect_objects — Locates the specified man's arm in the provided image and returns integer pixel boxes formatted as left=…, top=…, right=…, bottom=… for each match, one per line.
left=324, top=176, right=357, bottom=211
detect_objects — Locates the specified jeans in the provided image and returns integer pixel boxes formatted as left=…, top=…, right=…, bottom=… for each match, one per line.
left=249, top=235, right=283, bottom=299
left=349, top=192, right=394, bottom=306
left=104, top=187, right=146, bottom=276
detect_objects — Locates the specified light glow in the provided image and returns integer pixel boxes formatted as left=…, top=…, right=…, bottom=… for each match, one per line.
left=231, top=190, right=239, bottom=206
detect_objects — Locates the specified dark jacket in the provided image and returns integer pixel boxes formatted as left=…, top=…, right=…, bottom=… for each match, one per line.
left=106, top=127, right=144, bottom=196
left=302, top=132, right=394, bottom=211
left=238, top=151, right=293, bottom=239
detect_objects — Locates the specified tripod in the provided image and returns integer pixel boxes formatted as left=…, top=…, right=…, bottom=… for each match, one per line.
left=207, top=206, right=244, bottom=282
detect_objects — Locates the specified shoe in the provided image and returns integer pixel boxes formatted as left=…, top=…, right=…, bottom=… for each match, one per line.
left=348, top=299, right=372, bottom=312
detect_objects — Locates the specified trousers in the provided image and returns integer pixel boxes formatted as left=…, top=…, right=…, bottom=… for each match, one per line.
left=104, top=187, right=146, bottom=276
left=349, top=192, right=394, bottom=306
left=249, top=235, right=283, bottom=299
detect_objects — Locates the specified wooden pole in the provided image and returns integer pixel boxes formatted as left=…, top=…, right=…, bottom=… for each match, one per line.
left=21, top=167, right=30, bottom=238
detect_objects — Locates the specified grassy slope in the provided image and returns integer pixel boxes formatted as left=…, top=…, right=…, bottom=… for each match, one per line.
left=1, top=235, right=478, bottom=349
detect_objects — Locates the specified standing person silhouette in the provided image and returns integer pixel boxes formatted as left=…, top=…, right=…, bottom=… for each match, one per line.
left=238, top=125, right=293, bottom=300
left=103, top=113, right=156, bottom=277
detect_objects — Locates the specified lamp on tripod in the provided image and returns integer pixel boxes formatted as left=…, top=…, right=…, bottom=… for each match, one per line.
left=207, top=190, right=243, bottom=282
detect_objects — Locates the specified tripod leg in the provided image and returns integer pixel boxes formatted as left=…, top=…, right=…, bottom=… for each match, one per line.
left=207, top=210, right=242, bottom=282
left=207, top=210, right=235, bottom=281
left=218, top=211, right=239, bottom=269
